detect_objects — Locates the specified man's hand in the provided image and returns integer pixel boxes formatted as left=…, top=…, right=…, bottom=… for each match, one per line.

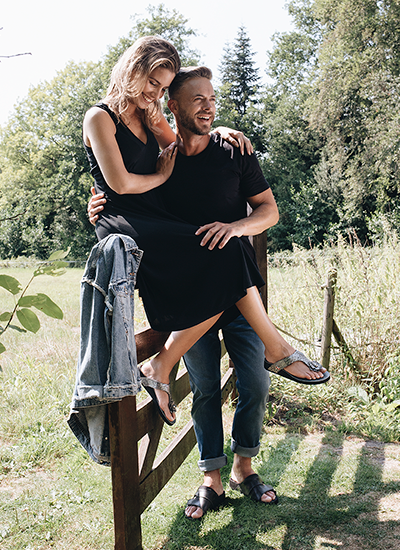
left=88, top=187, right=106, bottom=225
left=195, top=221, right=244, bottom=250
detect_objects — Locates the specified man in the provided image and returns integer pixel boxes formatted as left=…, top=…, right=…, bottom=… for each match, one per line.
left=88, top=66, right=325, bottom=518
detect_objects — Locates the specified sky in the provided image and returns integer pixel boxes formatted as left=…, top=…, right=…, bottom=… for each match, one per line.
left=0, top=0, right=293, bottom=126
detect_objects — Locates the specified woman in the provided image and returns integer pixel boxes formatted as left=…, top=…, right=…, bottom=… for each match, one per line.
left=84, top=36, right=328, bottom=425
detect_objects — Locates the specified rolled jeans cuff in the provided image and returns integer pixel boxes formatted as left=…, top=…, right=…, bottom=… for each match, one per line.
left=231, top=439, right=260, bottom=458
left=197, top=453, right=227, bottom=472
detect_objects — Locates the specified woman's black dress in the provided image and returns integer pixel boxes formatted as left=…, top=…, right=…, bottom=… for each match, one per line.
left=85, top=104, right=264, bottom=332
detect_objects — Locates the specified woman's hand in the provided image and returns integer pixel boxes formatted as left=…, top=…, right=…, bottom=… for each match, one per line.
left=213, top=127, right=254, bottom=155
left=156, top=141, right=178, bottom=182
left=87, top=187, right=106, bottom=225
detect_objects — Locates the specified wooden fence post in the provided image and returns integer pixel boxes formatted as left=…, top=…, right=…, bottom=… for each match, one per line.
left=253, top=231, right=268, bottom=310
left=109, top=396, right=142, bottom=550
left=320, top=269, right=337, bottom=370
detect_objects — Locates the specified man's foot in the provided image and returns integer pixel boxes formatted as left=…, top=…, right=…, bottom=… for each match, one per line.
left=230, top=460, right=276, bottom=504
left=140, top=361, right=176, bottom=425
left=185, top=486, right=226, bottom=520
left=229, top=474, right=278, bottom=504
left=185, top=471, right=224, bottom=519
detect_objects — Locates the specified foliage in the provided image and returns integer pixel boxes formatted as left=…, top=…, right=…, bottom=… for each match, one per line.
left=215, top=26, right=266, bottom=152
left=260, top=0, right=400, bottom=251
left=0, top=250, right=68, bottom=361
left=103, top=3, right=200, bottom=78
left=1, top=1, right=400, bottom=258
left=0, top=61, right=105, bottom=259
left=259, top=1, right=326, bottom=250
left=0, top=5, right=200, bottom=260
left=307, top=0, right=400, bottom=239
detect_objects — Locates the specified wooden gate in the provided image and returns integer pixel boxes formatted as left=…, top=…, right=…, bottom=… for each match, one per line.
left=108, top=232, right=268, bottom=550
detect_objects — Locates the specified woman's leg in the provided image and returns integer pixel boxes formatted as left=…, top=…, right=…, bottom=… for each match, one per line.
left=142, top=286, right=324, bottom=423
left=140, top=313, right=222, bottom=423
left=235, top=286, right=325, bottom=380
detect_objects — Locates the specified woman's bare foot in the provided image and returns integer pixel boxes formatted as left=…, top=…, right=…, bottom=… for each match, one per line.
left=266, top=344, right=326, bottom=380
left=283, top=360, right=325, bottom=380
left=140, top=360, right=176, bottom=424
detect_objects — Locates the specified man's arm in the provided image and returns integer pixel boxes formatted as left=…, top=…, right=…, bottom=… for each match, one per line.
left=87, top=187, right=106, bottom=225
left=195, top=188, right=279, bottom=250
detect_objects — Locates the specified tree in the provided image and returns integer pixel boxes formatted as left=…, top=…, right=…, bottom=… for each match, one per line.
left=259, top=0, right=327, bottom=250
left=103, top=3, right=200, bottom=76
left=307, top=0, right=400, bottom=239
left=0, top=61, right=106, bottom=258
left=215, top=26, right=266, bottom=152
left=0, top=4, right=200, bottom=260
left=262, top=0, right=400, bottom=250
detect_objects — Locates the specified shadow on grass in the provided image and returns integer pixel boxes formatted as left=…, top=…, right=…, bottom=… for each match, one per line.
left=163, top=431, right=400, bottom=550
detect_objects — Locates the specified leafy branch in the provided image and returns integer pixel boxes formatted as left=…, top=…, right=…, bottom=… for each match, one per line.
left=0, top=250, right=69, bottom=359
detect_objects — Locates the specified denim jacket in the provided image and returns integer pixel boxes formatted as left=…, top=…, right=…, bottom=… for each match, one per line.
left=68, top=234, right=143, bottom=465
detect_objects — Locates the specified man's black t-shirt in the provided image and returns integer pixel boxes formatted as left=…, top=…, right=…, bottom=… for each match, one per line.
left=159, top=133, right=270, bottom=330
left=159, top=133, right=269, bottom=225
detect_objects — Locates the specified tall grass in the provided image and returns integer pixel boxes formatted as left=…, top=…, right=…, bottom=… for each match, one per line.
left=268, top=232, right=400, bottom=382
left=266, top=231, right=400, bottom=440
left=0, top=240, right=399, bottom=548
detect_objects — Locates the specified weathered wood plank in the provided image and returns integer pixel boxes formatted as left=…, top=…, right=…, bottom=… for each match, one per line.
left=320, top=269, right=337, bottom=369
left=139, top=419, right=196, bottom=514
left=135, top=328, right=170, bottom=363
left=109, top=396, right=142, bottom=550
left=138, top=366, right=236, bottom=513
left=253, top=231, right=268, bottom=309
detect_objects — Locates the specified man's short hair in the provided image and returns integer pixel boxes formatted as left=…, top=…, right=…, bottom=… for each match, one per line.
left=168, top=66, right=213, bottom=99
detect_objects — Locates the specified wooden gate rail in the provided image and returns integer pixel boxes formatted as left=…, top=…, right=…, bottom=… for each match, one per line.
left=108, top=328, right=237, bottom=550
left=107, top=231, right=267, bottom=550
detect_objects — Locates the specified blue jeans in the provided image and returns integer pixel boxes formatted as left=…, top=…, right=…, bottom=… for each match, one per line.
left=183, top=314, right=270, bottom=472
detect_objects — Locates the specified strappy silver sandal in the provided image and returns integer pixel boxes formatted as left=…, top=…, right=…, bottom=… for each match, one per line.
left=264, top=350, right=330, bottom=385
left=139, top=370, right=176, bottom=425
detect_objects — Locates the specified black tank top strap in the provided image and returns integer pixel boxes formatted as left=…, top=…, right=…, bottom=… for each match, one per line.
left=95, top=102, right=119, bottom=126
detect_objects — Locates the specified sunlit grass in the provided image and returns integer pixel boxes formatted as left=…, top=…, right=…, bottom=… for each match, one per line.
left=0, top=239, right=399, bottom=549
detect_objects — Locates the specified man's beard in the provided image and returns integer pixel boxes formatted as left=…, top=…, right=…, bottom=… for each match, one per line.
left=179, top=111, right=213, bottom=135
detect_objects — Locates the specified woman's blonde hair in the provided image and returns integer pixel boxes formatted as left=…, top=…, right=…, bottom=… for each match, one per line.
left=104, top=36, right=181, bottom=131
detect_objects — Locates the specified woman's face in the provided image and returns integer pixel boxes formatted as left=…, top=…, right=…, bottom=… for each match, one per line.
left=136, top=67, right=176, bottom=110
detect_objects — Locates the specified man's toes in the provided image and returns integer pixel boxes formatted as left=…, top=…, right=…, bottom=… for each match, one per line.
left=261, top=491, right=276, bottom=503
left=185, top=505, right=203, bottom=519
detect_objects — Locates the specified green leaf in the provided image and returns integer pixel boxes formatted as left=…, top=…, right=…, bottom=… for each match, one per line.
left=18, top=295, right=47, bottom=308
left=9, top=324, right=27, bottom=333
left=0, top=275, right=22, bottom=295
left=16, top=309, right=40, bottom=333
left=34, top=262, right=67, bottom=277
left=371, top=403, right=381, bottom=415
left=0, top=342, right=5, bottom=354
left=31, top=293, right=63, bottom=319
left=47, top=248, right=70, bottom=261
left=0, top=312, right=12, bottom=322
left=347, top=386, right=370, bottom=405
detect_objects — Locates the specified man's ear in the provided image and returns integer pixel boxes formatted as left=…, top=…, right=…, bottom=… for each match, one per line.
left=168, top=98, right=178, bottom=115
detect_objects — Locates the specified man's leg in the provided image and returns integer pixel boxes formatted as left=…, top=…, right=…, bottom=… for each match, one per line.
left=223, top=315, right=276, bottom=503
left=183, top=331, right=226, bottom=518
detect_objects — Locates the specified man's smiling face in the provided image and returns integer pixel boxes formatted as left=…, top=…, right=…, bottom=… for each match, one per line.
left=173, top=77, right=216, bottom=135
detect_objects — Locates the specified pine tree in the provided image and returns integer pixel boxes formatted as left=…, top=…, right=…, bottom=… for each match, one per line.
left=215, top=26, right=265, bottom=152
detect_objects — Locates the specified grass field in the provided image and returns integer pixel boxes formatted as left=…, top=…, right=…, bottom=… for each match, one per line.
left=0, top=238, right=400, bottom=549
